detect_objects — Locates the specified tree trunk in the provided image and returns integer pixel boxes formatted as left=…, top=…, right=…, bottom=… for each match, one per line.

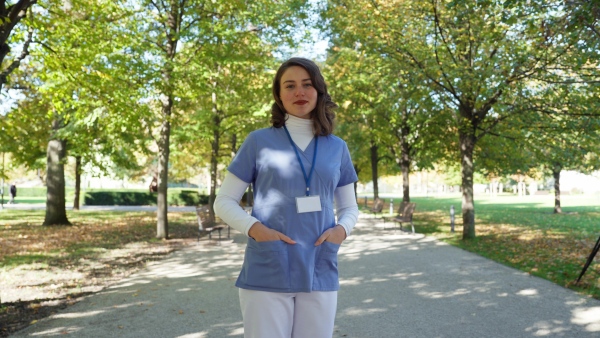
left=44, top=119, right=70, bottom=226
left=400, top=132, right=411, bottom=203
left=73, top=156, right=81, bottom=210
left=231, top=133, right=238, bottom=155
left=155, top=3, right=179, bottom=240
left=370, top=142, right=379, bottom=199
left=209, top=85, right=220, bottom=221
left=156, top=99, right=171, bottom=239
left=246, top=185, right=254, bottom=207
left=553, top=165, right=562, bottom=214
left=230, top=132, right=250, bottom=206
left=460, top=131, right=476, bottom=239
left=353, top=165, right=360, bottom=201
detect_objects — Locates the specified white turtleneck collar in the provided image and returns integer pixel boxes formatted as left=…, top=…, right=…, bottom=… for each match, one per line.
left=285, top=114, right=314, bottom=151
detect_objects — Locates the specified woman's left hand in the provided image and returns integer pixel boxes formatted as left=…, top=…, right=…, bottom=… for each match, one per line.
left=314, top=225, right=347, bottom=246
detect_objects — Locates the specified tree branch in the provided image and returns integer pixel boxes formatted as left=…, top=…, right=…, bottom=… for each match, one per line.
left=475, top=115, right=509, bottom=141
left=432, top=0, right=459, bottom=67
left=431, top=0, right=461, bottom=100
left=0, top=20, right=33, bottom=79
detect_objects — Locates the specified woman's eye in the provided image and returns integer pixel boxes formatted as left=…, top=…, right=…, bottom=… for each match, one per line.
left=286, top=85, right=295, bottom=89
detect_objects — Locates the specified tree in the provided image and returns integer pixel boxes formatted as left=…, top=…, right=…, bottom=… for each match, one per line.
left=3, top=1, right=147, bottom=224
left=173, top=58, right=274, bottom=220
left=325, top=49, right=398, bottom=200
left=325, top=0, right=588, bottom=239
left=0, top=0, right=36, bottom=93
left=0, top=0, right=38, bottom=202
left=324, top=34, right=450, bottom=204
left=122, top=0, right=307, bottom=239
left=382, top=73, right=446, bottom=203
left=43, top=114, right=70, bottom=225
left=44, top=1, right=145, bottom=224
left=514, top=80, right=600, bottom=213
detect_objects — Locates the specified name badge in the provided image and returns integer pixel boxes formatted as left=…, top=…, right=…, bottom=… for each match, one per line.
left=296, top=195, right=322, bottom=213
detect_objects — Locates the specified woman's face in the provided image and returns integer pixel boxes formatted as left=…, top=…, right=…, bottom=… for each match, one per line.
left=279, top=66, right=318, bottom=119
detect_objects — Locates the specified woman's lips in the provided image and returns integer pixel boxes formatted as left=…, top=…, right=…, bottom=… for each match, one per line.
left=294, top=100, right=308, bottom=105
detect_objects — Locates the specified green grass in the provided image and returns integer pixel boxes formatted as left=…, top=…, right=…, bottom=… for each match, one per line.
left=361, top=193, right=600, bottom=299
left=2, top=197, right=59, bottom=204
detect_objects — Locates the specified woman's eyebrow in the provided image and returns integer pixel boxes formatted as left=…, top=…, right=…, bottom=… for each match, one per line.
left=283, top=78, right=311, bottom=84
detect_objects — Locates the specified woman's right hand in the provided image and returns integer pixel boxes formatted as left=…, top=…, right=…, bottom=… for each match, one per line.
left=248, top=222, right=296, bottom=244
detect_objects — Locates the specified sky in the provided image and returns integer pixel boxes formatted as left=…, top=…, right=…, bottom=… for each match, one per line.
left=294, top=27, right=329, bottom=61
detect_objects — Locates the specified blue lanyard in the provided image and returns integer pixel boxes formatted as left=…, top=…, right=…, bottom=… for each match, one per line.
left=283, top=126, right=318, bottom=196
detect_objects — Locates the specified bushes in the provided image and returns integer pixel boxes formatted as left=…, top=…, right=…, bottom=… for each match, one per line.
left=8, top=187, right=208, bottom=206
left=84, top=189, right=208, bottom=206
left=168, top=190, right=209, bottom=206
left=84, top=191, right=154, bottom=206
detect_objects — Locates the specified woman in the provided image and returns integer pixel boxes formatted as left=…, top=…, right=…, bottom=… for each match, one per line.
left=214, top=57, right=359, bottom=338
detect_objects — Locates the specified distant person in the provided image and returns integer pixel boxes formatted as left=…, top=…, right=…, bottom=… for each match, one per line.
left=214, top=58, right=359, bottom=338
left=9, top=183, right=16, bottom=204
left=149, top=176, right=158, bottom=193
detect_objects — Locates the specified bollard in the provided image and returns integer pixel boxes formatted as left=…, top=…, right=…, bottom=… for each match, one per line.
left=364, top=196, right=368, bottom=208
left=450, top=205, right=455, bottom=233
left=389, top=199, right=393, bottom=215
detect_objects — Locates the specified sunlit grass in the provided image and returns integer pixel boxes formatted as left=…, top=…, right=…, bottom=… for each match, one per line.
left=361, top=193, right=600, bottom=299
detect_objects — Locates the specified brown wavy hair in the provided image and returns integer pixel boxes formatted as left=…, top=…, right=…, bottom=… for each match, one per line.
left=271, top=57, right=337, bottom=136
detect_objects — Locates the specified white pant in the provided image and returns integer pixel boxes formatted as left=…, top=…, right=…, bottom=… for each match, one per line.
left=239, top=288, right=337, bottom=338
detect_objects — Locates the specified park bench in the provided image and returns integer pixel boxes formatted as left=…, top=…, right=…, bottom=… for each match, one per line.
left=196, top=205, right=229, bottom=243
left=383, top=201, right=408, bottom=223
left=367, top=198, right=384, bottom=218
left=383, top=202, right=416, bottom=233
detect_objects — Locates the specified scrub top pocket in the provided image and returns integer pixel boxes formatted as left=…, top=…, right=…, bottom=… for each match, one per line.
left=313, top=241, right=340, bottom=290
left=242, top=239, right=291, bottom=290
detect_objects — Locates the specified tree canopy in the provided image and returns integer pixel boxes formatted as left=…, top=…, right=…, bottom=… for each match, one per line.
left=1, top=0, right=600, bottom=240
left=323, top=0, right=600, bottom=238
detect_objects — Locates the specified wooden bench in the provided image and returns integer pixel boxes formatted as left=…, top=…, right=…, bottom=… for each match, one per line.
left=383, top=202, right=416, bottom=233
left=196, top=205, right=229, bottom=242
left=367, top=198, right=384, bottom=218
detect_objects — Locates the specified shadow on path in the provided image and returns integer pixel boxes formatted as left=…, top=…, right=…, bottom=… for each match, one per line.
left=12, top=216, right=600, bottom=338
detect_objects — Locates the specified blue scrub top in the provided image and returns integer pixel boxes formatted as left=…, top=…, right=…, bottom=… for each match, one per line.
left=228, top=126, right=358, bottom=293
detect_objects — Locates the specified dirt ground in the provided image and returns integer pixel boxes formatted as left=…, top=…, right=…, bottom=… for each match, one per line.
left=0, top=238, right=196, bottom=337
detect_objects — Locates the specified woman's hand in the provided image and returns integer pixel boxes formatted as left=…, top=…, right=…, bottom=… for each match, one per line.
left=248, top=222, right=296, bottom=244
left=315, top=225, right=347, bottom=246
